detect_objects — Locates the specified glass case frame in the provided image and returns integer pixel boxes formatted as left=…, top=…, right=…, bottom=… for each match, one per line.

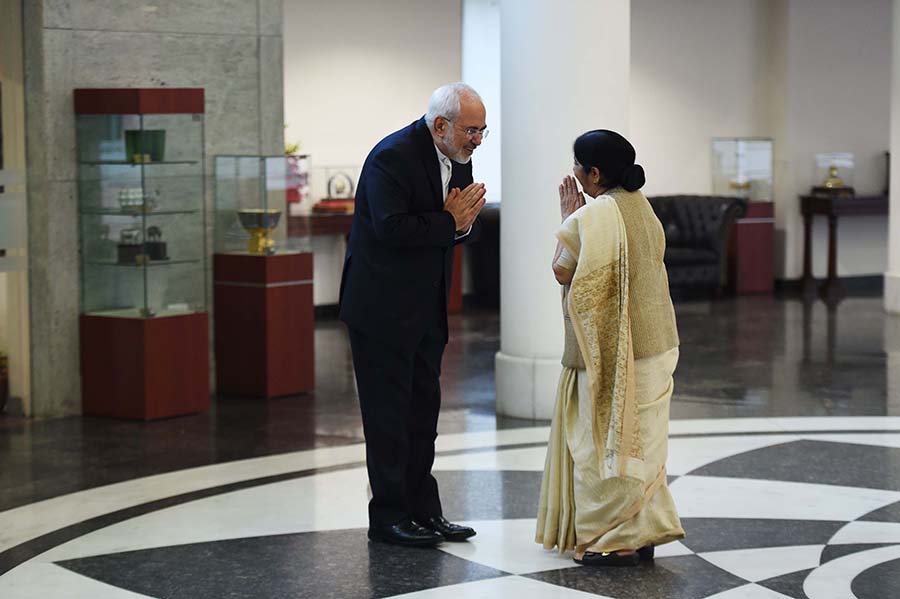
left=711, top=137, right=774, bottom=202
left=74, top=88, right=207, bottom=319
left=213, top=154, right=311, bottom=255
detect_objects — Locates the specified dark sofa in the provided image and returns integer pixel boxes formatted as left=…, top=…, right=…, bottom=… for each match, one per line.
left=646, top=195, right=747, bottom=291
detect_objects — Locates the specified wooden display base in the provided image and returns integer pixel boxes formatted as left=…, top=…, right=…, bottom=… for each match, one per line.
left=729, top=201, right=775, bottom=294
left=80, top=312, right=210, bottom=420
left=214, top=252, right=315, bottom=398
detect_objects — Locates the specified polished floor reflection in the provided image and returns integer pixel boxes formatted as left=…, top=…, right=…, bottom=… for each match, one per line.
left=1, top=296, right=899, bottom=598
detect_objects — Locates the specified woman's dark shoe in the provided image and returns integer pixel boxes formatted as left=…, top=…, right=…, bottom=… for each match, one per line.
left=367, top=518, right=444, bottom=547
left=638, top=545, right=655, bottom=561
left=420, top=516, right=476, bottom=542
left=574, top=551, right=640, bottom=567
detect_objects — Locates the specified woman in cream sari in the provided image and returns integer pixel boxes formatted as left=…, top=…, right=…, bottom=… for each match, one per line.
left=536, top=130, right=684, bottom=567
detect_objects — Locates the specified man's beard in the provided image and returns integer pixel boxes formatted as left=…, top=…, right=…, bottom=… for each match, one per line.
left=441, top=132, right=472, bottom=164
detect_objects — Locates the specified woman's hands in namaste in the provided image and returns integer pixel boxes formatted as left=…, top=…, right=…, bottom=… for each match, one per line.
left=559, top=175, right=585, bottom=221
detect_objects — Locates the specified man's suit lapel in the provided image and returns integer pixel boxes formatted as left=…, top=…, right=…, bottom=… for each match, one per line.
left=448, top=159, right=472, bottom=191
left=413, top=118, right=444, bottom=209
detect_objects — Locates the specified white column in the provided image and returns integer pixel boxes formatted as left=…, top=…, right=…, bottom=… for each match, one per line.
left=495, top=0, right=631, bottom=419
left=888, top=0, right=900, bottom=314
left=462, top=0, right=502, bottom=202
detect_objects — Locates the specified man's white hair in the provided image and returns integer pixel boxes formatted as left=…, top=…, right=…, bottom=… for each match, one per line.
left=425, top=82, right=482, bottom=130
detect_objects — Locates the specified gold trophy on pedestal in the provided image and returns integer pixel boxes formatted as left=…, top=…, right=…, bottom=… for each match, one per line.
left=821, top=165, right=845, bottom=189
left=238, top=208, right=282, bottom=255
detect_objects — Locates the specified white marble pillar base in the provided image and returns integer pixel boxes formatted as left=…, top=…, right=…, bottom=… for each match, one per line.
left=886, top=272, right=900, bottom=314
left=495, top=352, right=561, bottom=420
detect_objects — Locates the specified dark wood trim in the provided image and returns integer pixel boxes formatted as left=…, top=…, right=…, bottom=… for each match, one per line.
left=213, top=252, right=313, bottom=285
left=74, top=88, right=205, bottom=115
left=287, top=214, right=353, bottom=237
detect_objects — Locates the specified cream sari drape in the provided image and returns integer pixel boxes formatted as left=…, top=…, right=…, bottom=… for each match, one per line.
left=535, top=196, right=684, bottom=554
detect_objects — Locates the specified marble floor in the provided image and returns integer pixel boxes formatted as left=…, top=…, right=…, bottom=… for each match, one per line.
left=1, top=295, right=899, bottom=598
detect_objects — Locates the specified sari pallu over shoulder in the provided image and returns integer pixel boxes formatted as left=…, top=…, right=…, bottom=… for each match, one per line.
left=555, top=196, right=642, bottom=484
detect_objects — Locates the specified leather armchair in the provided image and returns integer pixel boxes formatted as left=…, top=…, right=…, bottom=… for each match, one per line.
left=646, top=195, right=747, bottom=291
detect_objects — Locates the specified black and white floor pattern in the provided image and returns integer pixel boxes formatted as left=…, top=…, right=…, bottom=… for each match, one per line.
left=1, top=417, right=899, bottom=598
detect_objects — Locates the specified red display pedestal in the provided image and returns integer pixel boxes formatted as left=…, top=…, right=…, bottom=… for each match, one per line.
left=80, top=312, right=210, bottom=420
left=214, top=252, right=315, bottom=398
left=729, top=201, right=775, bottom=294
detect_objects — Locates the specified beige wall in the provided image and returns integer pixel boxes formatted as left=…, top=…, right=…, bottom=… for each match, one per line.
left=283, top=0, right=462, bottom=304
left=630, top=0, right=772, bottom=196
left=772, top=0, right=891, bottom=279
left=284, top=0, right=462, bottom=168
left=632, top=0, right=891, bottom=279
left=24, top=0, right=285, bottom=417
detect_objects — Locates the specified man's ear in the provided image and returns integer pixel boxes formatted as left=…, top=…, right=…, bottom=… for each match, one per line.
left=591, top=167, right=602, bottom=184
left=434, top=116, right=448, bottom=136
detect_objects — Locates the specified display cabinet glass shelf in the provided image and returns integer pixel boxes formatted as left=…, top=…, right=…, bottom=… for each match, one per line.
left=74, top=88, right=209, bottom=420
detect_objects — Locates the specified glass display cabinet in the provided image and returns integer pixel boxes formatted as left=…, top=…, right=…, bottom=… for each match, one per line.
left=711, top=138, right=774, bottom=201
left=214, top=155, right=315, bottom=255
left=310, top=163, right=358, bottom=214
left=76, top=95, right=206, bottom=318
left=286, top=154, right=312, bottom=216
left=812, top=152, right=855, bottom=197
left=712, top=138, right=775, bottom=295
left=74, top=88, right=209, bottom=420
left=212, top=154, right=315, bottom=398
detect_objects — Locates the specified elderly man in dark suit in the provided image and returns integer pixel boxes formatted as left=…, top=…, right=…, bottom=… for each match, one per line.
left=339, top=83, right=488, bottom=547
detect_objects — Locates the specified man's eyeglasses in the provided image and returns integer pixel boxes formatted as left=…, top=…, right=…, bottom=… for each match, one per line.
left=443, top=118, right=489, bottom=140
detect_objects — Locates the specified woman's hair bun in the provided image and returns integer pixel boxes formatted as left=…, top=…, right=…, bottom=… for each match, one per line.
left=621, top=164, right=645, bottom=192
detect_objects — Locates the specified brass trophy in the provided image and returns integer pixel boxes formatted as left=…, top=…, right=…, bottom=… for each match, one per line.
left=812, top=164, right=854, bottom=198
left=237, top=208, right=282, bottom=255
left=822, top=165, right=845, bottom=188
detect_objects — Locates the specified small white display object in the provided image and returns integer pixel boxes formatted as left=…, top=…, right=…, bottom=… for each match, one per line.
left=814, top=152, right=854, bottom=190
left=711, top=138, right=774, bottom=201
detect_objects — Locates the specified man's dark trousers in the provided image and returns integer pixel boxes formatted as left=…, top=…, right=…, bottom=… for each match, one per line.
left=348, top=295, right=446, bottom=527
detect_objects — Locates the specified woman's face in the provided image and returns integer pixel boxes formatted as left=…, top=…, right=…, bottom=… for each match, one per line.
left=573, top=158, right=602, bottom=197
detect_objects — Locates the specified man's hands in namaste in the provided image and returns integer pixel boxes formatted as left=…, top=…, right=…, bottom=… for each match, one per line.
left=445, top=183, right=486, bottom=232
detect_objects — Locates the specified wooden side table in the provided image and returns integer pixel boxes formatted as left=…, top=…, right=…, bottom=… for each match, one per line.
left=800, top=194, right=889, bottom=304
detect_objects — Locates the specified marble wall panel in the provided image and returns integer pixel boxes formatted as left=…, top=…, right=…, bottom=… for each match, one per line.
left=43, top=0, right=258, bottom=36
left=259, top=35, right=285, bottom=155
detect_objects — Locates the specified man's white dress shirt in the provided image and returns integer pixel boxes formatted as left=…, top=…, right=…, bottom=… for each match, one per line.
left=435, top=145, right=472, bottom=239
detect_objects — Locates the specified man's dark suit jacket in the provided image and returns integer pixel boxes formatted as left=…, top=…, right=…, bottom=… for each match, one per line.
left=339, top=117, right=481, bottom=350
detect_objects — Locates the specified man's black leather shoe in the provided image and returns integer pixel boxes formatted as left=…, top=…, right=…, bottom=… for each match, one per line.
left=367, top=519, right=444, bottom=547
left=421, top=516, right=476, bottom=542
